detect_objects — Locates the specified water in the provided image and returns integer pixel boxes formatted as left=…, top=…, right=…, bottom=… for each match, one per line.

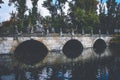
left=0, top=48, right=120, bottom=80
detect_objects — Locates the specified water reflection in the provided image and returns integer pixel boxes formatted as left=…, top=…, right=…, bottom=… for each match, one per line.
left=38, top=67, right=53, bottom=80
left=36, top=48, right=112, bottom=66
left=97, top=66, right=109, bottom=80
left=0, top=48, right=120, bottom=80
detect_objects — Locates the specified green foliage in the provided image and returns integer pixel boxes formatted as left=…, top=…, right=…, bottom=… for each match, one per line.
left=31, top=0, right=38, bottom=25
left=69, top=0, right=99, bottom=33
left=42, top=0, right=68, bottom=32
left=4, top=0, right=120, bottom=34
left=9, top=0, right=27, bottom=32
left=106, top=0, right=117, bottom=34
left=75, top=0, right=98, bottom=12
left=115, top=3, right=120, bottom=30
left=74, top=8, right=85, bottom=22
left=41, top=16, right=51, bottom=28
left=10, top=0, right=27, bottom=19
left=84, top=12, right=99, bottom=33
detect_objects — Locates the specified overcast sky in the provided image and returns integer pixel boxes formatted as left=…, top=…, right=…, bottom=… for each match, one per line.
left=0, top=0, right=120, bottom=23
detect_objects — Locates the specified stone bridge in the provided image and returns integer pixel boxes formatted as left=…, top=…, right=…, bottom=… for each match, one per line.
left=0, top=35, right=113, bottom=54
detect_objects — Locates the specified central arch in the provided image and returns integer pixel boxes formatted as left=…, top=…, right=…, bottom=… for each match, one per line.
left=62, top=39, right=83, bottom=58
left=14, top=39, right=48, bottom=65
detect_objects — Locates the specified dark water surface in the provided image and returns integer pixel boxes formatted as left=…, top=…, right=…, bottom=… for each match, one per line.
left=0, top=48, right=120, bottom=80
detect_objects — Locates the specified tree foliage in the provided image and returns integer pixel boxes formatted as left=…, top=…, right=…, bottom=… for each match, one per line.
left=67, top=0, right=99, bottom=33
left=99, top=0, right=108, bottom=34
left=1, top=0, right=120, bottom=35
left=8, top=0, right=27, bottom=32
left=106, top=0, right=117, bottom=34
left=31, top=0, right=39, bottom=25
left=116, top=3, right=120, bottom=30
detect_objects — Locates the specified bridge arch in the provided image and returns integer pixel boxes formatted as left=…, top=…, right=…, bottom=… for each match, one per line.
left=14, top=39, right=48, bottom=65
left=62, top=39, right=83, bottom=58
left=93, top=37, right=113, bottom=47
left=93, top=37, right=105, bottom=46
left=93, top=38, right=107, bottom=54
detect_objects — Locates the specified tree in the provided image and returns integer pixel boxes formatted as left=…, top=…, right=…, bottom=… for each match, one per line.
left=43, top=0, right=57, bottom=19
left=42, top=16, right=51, bottom=28
left=55, top=0, right=67, bottom=16
left=99, top=0, right=108, bottom=34
left=9, top=0, right=27, bottom=32
left=31, top=0, right=39, bottom=26
left=43, top=0, right=68, bottom=32
left=68, top=0, right=99, bottom=33
left=54, top=0, right=68, bottom=32
left=43, top=0, right=56, bottom=31
left=106, top=0, right=117, bottom=34
left=115, top=3, right=120, bottom=33
left=67, top=1, right=79, bottom=32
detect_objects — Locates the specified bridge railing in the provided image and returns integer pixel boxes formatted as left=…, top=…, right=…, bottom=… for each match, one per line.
left=0, top=32, right=113, bottom=38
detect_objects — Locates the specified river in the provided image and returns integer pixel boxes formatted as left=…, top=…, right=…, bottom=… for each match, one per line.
left=0, top=47, right=120, bottom=80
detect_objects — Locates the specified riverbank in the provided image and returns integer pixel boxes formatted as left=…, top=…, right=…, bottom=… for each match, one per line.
left=109, top=37, right=120, bottom=48
left=109, top=36, right=120, bottom=56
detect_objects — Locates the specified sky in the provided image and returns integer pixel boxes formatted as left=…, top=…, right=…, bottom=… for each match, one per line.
left=102, top=0, right=120, bottom=3
left=0, top=0, right=50, bottom=22
left=0, top=0, right=16, bottom=22
left=0, top=0, right=120, bottom=23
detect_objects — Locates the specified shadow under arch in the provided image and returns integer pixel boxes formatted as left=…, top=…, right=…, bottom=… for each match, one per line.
left=93, top=38, right=107, bottom=54
left=62, top=39, right=83, bottom=59
left=14, top=39, right=48, bottom=65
